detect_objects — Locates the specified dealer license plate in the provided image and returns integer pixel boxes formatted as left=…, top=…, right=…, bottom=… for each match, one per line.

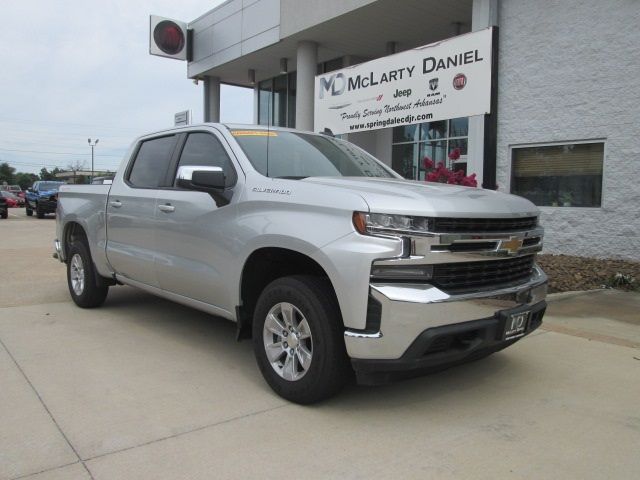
left=503, top=310, right=530, bottom=340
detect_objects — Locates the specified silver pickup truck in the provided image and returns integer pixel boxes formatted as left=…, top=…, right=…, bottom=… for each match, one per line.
left=55, top=123, right=547, bottom=403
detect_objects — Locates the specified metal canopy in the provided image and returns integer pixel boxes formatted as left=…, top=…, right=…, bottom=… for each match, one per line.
left=192, top=0, right=472, bottom=85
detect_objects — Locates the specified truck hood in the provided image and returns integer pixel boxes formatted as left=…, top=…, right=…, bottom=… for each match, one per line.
left=301, top=177, right=539, bottom=217
left=38, top=189, right=59, bottom=197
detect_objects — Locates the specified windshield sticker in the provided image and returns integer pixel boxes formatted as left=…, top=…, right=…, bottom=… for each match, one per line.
left=231, top=130, right=278, bottom=137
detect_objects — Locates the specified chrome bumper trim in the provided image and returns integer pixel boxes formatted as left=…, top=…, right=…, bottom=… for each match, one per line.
left=344, top=267, right=548, bottom=360
left=370, top=265, right=547, bottom=305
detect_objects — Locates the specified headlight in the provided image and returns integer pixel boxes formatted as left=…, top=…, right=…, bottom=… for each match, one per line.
left=353, top=212, right=433, bottom=237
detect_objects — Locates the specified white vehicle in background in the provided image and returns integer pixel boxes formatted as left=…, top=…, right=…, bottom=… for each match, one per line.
left=55, top=124, right=547, bottom=403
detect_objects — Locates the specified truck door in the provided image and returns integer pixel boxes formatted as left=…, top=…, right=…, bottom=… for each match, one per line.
left=154, top=130, right=241, bottom=314
left=106, top=134, right=178, bottom=288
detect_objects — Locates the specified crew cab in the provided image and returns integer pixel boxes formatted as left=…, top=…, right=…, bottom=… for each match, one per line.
left=26, top=181, right=65, bottom=218
left=54, top=124, right=547, bottom=403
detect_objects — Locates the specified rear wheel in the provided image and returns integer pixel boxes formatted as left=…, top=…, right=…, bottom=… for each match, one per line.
left=26, top=205, right=33, bottom=216
left=66, top=241, right=109, bottom=308
left=1, top=209, right=7, bottom=219
left=252, top=275, right=350, bottom=404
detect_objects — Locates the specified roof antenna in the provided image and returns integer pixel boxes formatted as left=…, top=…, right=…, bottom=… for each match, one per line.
left=320, top=127, right=335, bottom=137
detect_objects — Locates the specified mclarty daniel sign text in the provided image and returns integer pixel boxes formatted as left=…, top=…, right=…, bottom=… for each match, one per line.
left=314, top=28, right=493, bottom=135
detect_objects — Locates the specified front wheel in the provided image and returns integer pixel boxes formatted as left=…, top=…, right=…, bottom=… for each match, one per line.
left=36, top=203, right=44, bottom=219
left=252, top=275, right=350, bottom=404
left=66, top=242, right=109, bottom=308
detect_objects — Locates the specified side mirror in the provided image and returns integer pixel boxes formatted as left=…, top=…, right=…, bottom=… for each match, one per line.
left=176, top=166, right=226, bottom=191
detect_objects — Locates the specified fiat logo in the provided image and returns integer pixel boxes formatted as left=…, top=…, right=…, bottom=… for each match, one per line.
left=453, top=73, right=467, bottom=90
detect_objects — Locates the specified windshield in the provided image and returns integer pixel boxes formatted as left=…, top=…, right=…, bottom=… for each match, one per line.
left=231, top=130, right=397, bottom=179
left=1, top=191, right=17, bottom=199
left=38, top=182, right=63, bottom=191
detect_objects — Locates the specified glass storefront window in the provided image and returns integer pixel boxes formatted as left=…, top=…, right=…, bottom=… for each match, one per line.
left=391, top=144, right=417, bottom=180
left=273, top=75, right=288, bottom=127
left=257, top=73, right=296, bottom=128
left=511, top=142, right=604, bottom=207
left=258, top=80, right=272, bottom=126
left=391, top=118, right=469, bottom=179
left=392, top=124, right=419, bottom=143
left=287, top=74, right=296, bottom=129
left=420, top=120, right=447, bottom=141
left=449, top=117, right=469, bottom=138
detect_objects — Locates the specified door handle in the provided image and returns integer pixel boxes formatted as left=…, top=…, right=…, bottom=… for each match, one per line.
left=158, top=203, right=175, bottom=213
left=109, top=200, right=122, bottom=208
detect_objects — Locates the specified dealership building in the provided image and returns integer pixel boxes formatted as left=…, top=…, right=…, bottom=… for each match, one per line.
left=180, top=0, right=639, bottom=260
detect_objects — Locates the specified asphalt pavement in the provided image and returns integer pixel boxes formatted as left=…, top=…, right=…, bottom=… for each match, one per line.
left=1, top=209, right=639, bottom=480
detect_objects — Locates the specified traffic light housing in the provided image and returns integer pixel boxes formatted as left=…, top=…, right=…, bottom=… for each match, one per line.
left=149, top=15, right=190, bottom=61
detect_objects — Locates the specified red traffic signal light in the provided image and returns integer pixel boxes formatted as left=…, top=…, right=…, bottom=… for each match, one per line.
left=149, top=15, right=189, bottom=61
left=153, top=20, right=185, bottom=55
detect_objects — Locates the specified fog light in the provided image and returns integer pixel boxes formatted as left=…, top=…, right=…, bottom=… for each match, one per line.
left=371, top=264, right=433, bottom=281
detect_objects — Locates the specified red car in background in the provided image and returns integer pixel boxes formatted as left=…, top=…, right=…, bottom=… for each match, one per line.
left=1, top=185, right=25, bottom=199
left=0, top=191, right=24, bottom=207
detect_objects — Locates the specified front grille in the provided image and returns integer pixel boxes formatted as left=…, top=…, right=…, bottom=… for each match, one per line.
left=432, top=255, right=535, bottom=293
left=432, top=216, right=538, bottom=233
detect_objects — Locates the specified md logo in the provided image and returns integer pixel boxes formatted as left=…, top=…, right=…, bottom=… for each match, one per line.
left=319, top=73, right=346, bottom=99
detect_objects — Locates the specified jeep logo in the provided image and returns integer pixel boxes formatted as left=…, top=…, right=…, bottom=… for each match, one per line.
left=318, top=73, right=346, bottom=98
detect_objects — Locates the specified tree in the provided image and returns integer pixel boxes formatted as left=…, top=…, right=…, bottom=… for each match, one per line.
left=15, top=172, right=38, bottom=190
left=0, top=162, right=16, bottom=185
left=39, top=167, right=62, bottom=180
left=67, top=160, right=86, bottom=172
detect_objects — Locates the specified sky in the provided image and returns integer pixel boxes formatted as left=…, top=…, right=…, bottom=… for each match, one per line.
left=0, top=0, right=253, bottom=175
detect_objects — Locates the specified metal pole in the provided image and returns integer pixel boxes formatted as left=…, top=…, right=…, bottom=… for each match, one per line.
left=91, top=145, right=94, bottom=183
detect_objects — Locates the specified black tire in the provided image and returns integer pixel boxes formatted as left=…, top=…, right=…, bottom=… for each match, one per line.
left=252, top=275, right=351, bottom=404
left=26, top=206, right=33, bottom=216
left=36, top=203, right=45, bottom=219
left=66, top=241, right=109, bottom=308
left=1, top=210, right=7, bottom=219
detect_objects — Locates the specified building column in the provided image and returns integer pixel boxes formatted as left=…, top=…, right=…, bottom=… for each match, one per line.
left=468, top=0, right=498, bottom=186
left=203, top=76, right=221, bottom=122
left=295, top=41, right=317, bottom=132
left=253, top=85, right=259, bottom=124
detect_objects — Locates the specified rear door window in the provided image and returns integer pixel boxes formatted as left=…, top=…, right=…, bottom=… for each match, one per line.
left=128, top=135, right=178, bottom=188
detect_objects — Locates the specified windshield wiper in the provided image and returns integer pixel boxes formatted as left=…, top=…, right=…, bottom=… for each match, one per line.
left=274, top=176, right=307, bottom=180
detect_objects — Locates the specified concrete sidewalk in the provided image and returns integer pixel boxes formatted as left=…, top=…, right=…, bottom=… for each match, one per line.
left=1, top=214, right=639, bottom=480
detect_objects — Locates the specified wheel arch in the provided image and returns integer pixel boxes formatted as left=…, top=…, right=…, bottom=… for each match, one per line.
left=62, top=221, right=89, bottom=261
left=236, top=247, right=341, bottom=340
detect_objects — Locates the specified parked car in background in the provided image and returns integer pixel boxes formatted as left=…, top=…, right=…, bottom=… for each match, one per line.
left=1, top=184, right=23, bottom=197
left=25, top=181, right=65, bottom=218
left=9, top=185, right=24, bottom=199
left=0, top=195, right=7, bottom=219
left=0, top=191, right=24, bottom=207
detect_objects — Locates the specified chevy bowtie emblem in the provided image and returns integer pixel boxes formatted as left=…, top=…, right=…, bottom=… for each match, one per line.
left=501, top=237, right=523, bottom=255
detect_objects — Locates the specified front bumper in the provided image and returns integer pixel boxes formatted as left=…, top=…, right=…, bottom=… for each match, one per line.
left=38, top=199, right=57, bottom=213
left=352, top=300, right=545, bottom=384
left=344, top=266, right=547, bottom=376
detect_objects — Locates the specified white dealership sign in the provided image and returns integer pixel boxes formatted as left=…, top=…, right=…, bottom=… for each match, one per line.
left=314, top=28, right=493, bottom=135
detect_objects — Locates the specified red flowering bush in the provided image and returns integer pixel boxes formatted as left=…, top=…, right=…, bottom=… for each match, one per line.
left=423, top=154, right=477, bottom=187
left=448, top=147, right=461, bottom=161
